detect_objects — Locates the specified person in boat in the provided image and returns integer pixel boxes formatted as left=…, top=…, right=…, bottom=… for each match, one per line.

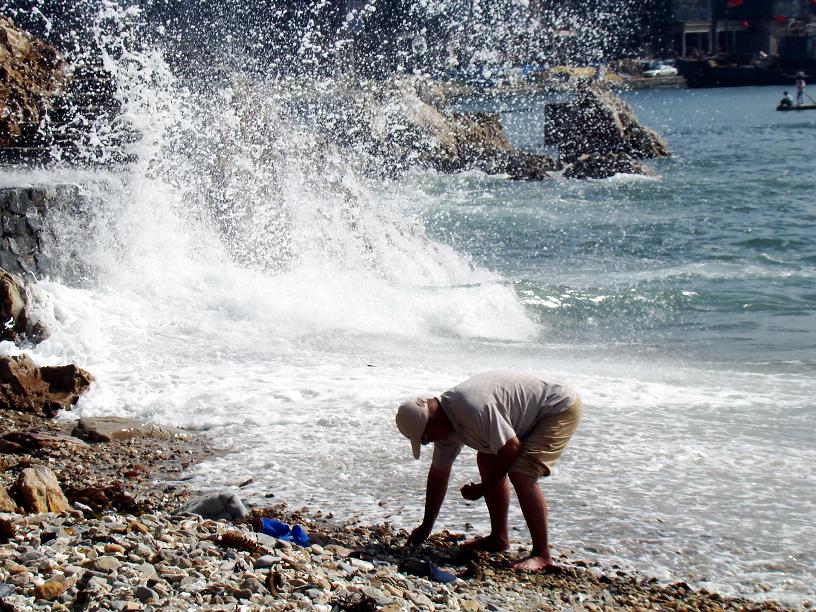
left=396, top=370, right=582, bottom=572
left=795, top=73, right=807, bottom=106
left=780, top=91, right=794, bottom=108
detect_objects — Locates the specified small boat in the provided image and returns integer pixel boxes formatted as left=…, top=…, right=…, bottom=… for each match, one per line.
left=776, top=103, right=816, bottom=111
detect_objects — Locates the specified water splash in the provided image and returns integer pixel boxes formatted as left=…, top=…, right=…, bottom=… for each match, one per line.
left=11, top=1, right=536, bottom=344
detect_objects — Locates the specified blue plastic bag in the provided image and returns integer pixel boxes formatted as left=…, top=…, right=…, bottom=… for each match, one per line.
left=260, top=518, right=310, bottom=546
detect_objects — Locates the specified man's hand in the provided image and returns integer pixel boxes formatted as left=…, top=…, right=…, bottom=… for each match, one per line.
left=407, top=522, right=433, bottom=547
left=460, top=482, right=486, bottom=500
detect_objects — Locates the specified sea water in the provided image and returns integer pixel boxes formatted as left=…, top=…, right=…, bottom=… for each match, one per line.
left=1, top=68, right=814, bottom=605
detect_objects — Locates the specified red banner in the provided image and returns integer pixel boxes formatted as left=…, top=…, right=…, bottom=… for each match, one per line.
left=726, top=0, right=743, bottom=7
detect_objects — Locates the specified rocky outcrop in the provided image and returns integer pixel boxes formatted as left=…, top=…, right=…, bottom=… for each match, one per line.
left=545, top=83, right=669, bottom=179
left=0, top=16, right=67, bottom=152
left=0, top=354, right=93, bottom=418
left=14, top=465, right=71, bottom=513
left=369, top=77, right=666, bottom=181
left=546, top=85, right=670, bottom=161
left=297, top=76, right=671, bottom=181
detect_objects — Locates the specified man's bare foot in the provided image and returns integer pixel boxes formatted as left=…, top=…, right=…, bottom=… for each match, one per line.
left=458, top=534, right=509, bottom=553
left=512, top=555, right=562, bottom=573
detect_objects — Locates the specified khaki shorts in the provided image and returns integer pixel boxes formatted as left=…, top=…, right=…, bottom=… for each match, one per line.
left=509, top=395, right=582, bottom=480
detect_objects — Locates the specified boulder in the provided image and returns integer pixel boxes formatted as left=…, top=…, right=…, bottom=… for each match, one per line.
left=0, top=16, right=67, bottom=149
left=71, top=416, right=189, bottom=443
left=0, top=485, right=17, bottom=512
left=545, top=83, right=670, bottom=165
left=178, top=492, right=249, bottom=521
left=0, top=269, right=48, bottom=343
left=15, top=466, right=71, bottom=513
left=0, top=353, right=93, bottom=417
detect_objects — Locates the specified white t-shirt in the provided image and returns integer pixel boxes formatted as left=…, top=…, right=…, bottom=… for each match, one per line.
left=431, top=370, right=577, bottom=468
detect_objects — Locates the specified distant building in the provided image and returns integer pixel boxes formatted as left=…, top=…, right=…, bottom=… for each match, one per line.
left=672, top=0, right=714, bottom=57
left=670, top=0, right=816, bottom=60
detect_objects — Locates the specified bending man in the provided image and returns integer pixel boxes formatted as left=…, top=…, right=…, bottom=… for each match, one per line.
left=395, top=370, right=582, bottom=572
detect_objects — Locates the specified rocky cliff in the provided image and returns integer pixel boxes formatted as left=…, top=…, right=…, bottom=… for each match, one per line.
left=0, top=16, right=67, bottom=156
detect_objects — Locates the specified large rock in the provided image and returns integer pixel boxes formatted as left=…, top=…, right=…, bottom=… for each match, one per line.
left=545, top=83, right=670, bottom=174
left=0, top=16, right=66, bottom=149
left=0, top=484, right=17, bottom=512
left=0, top=269, right=48, bottom=343
left=0, top=353, right=93, bottom=417
left=15, top=466, right=70, bottom=513
left=71, top=416, right=189, bottom=443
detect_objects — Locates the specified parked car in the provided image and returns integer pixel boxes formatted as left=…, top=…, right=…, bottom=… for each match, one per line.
left=643, top=63, right=679, bottom=78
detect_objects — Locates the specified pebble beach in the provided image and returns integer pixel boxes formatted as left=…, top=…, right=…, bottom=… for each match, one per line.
left=0, top=409, right=802, bottom=611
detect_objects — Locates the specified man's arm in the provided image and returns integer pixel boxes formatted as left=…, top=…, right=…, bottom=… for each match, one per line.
left=460, top=436, right=521, bottom=500
left=407, top=464, right=451, bottom=546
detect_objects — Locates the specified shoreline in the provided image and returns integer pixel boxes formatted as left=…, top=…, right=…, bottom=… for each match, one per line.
left=0, top=409, right=802, bottom=610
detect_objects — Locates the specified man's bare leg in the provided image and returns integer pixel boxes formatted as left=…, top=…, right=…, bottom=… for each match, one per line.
left=508, top=471, right=558, bottom=571
left=460, top=452, right=510, bottom=552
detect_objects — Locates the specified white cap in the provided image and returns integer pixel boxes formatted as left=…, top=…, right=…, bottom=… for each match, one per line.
left=395, top=398, right=429, bottom=459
